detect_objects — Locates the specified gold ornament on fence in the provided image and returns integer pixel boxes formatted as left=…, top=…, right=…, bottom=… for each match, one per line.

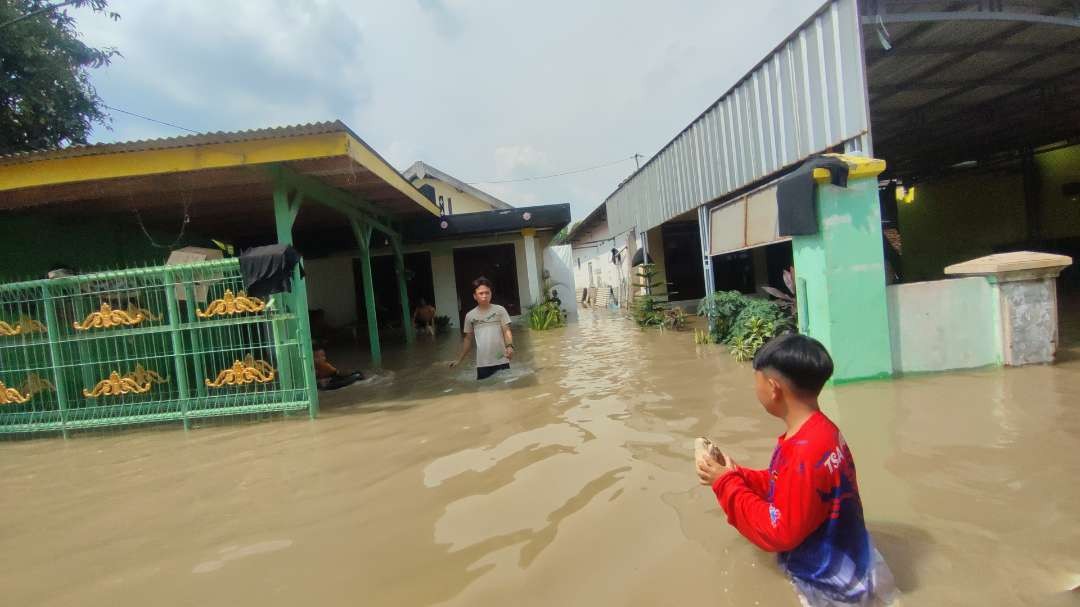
left=73, top=303, right=156, bottom=331
left=196, top=290, right=266, bottom=319
left=82, top=371, right=152, bottom=398
left=0, top=381, right=31, bottom=405
left=125, top=363, right=169, bottom=386
left=21, top=373, right=55, bottom=397
left=125, top=303, right=162, bottom=322
left=0, top=317, right=47, bottom=337
left=206, top=354, right=276, bottom=388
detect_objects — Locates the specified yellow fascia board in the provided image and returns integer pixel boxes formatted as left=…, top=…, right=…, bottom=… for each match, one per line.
left=812, top=154, right=886, bottom=183
left=344, top=135, right=441, bottom=216
left=0, top=133, right=351, bottom=191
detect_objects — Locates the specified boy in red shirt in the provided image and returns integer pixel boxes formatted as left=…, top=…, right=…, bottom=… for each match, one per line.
left=696, top=334, right=897, bottom=606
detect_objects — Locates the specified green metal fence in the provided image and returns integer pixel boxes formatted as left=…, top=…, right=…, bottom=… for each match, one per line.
left=0, top=259, right=315, bottom=437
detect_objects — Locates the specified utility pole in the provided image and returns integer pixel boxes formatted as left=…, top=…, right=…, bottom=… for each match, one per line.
left=633, top=153, right=643, bottom=170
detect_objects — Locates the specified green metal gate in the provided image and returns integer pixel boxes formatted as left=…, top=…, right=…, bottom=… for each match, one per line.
left=0, top=259, right=316, bottom=437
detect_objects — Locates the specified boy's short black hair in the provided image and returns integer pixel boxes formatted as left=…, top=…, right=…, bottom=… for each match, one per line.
left=752, top=333, right=834, bottom=396
left=472, top=277, right=493, bottom=293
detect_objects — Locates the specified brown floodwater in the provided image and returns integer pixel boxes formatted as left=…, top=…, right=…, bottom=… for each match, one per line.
left=2, top=310, right=1079, bottom=606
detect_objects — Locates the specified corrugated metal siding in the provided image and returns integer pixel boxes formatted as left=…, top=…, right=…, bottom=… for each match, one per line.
left=607, top=0, right=869, bottom=235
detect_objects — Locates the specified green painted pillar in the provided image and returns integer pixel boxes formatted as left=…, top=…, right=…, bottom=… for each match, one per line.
left=791, top=156, right=893, bottom=383
left=273, top=184, right=320, bottom=418
left=163, top=269, right=191, bottom=429
left=392, top=237, right=415, bottom=344
left=351, top=220, right=382, bottom=368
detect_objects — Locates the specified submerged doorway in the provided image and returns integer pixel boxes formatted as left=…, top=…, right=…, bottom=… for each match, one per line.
left=452, top=243, right=521, bottom=327
left=353, top=251, right=435, bottom=334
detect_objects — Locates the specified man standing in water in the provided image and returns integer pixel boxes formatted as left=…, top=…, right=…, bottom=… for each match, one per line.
left=449, top=277, right=514, bottom=379
left=412, top=298, right=437, bottom=336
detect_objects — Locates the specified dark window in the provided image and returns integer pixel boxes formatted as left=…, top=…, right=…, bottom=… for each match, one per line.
left=418, top=183, right=436, bottom=204
left=438, top=195, right=445, bottom=215
left=447, top=197, right=453, bottom=215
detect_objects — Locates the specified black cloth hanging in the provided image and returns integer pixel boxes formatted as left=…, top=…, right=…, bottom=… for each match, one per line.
left=776, top=156, right=850, bottom=236
left=631, top=248, right=653, bottom=267
left=239, top=244, right=305, bottom=298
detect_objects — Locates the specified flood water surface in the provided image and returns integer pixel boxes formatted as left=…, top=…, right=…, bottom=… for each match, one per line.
left=2, top=312, right=1079, bottom=606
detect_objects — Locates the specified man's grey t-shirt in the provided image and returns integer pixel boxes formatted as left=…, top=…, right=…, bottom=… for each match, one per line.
left=463, top=304, right=511, bottom=368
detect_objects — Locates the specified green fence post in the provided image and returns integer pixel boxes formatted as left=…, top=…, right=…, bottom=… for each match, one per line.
left=273, top=182, right=320, bottom=418
left=163, top=270, right=192, bottom=429
left=392, top=237, right=415, bottom=344
left=351, top=219, right=382, bottom=368
left=40, top=283, right=70, bottom=438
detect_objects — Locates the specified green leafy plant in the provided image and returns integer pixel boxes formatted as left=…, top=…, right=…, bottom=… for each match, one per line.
left=528, top=300, right=566, bottom=330
left=729, top=317, right=776, bottom=362
left=693, top=328, right=716, bottom=344
left=761, top=267, right=798, bottom=323
left=434, top=315, right=451, bottom=334
left=626, top=264, right=689, bottom=332
left=0, top=1, right=121, bottom=155
left=631, top=294, right=665, bottom=329
left=696, top=289, right=794, bottom=360
left=728, top=298, right=793, bottom=345
left=697, top=290, right=747, bottom=343
left=528, top=279, right=568, bottom=331
left=661, top=306, right=689, bottom=331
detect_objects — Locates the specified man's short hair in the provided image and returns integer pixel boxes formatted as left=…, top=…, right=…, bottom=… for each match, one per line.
left=752, top=333, right=834, bottom=396
left=472, top=276, right=493, bottom=293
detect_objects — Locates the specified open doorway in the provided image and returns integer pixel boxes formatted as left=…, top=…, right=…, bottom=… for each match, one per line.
left=453, top=243, right=521, bottom=327
left=661, top=221, right=706, bottom=301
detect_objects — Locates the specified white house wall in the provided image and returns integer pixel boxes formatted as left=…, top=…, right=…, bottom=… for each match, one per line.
left=572, top=231, right=630, bottom=306
left=543, top=244, right=579, bottom=322
left=304, top=256, right=358, bottom=327
left=305, top=231, right=563, bottom=331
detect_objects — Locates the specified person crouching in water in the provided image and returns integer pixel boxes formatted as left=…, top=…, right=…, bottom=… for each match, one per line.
left=313, top=349, right=363, bottom=391
left=695, top=334, right=897, bottom=606
left=449, top=277, right=514, bottom=380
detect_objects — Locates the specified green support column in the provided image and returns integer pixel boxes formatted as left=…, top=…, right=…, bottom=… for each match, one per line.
left=273, top=184, right=320, bottom=418
left=392, top=237, right=415, bottom=344
left=163, top=270, right=192, bottom=429
left=791, top=155, right=893, bottom=383
left=351, top=219, right=382, bottom=367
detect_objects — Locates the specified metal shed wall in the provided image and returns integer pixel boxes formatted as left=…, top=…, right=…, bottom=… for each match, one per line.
left=606, top=0, right=870, bottom=236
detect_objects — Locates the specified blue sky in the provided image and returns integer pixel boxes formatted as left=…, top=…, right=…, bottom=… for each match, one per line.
left=79, top=0, right=825, bottom=220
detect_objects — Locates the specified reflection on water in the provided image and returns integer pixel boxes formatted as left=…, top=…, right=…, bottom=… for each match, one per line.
left=2, top=311, right=1079, bottom=606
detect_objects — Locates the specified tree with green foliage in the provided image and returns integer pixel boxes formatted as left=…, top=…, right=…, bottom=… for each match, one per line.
left=0, top=0, right=119, bottom=155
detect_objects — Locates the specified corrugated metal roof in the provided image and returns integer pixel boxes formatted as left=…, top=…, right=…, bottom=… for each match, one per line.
left=0, top=121, right=350, bottom=165
left=604, top=0, right=869, bottom=236
left=865, top=0, right=1080, bottom=178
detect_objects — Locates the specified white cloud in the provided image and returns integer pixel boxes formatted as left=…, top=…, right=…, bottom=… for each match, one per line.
left=78, top=0, right=825, bottom=220
left=492, top=145, right=549, bottom=179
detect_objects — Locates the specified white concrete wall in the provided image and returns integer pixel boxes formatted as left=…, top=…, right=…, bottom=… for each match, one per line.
left=305, top=256, right=358, bottom=327
left=543, top=244, right=579, bottom=322
left=886, top=277, right=1002, bottom=373
left=430, top=249, right=459, bottom=328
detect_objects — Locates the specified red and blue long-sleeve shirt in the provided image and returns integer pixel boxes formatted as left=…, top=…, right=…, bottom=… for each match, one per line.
left=712, top=411, right=875, bottom=603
